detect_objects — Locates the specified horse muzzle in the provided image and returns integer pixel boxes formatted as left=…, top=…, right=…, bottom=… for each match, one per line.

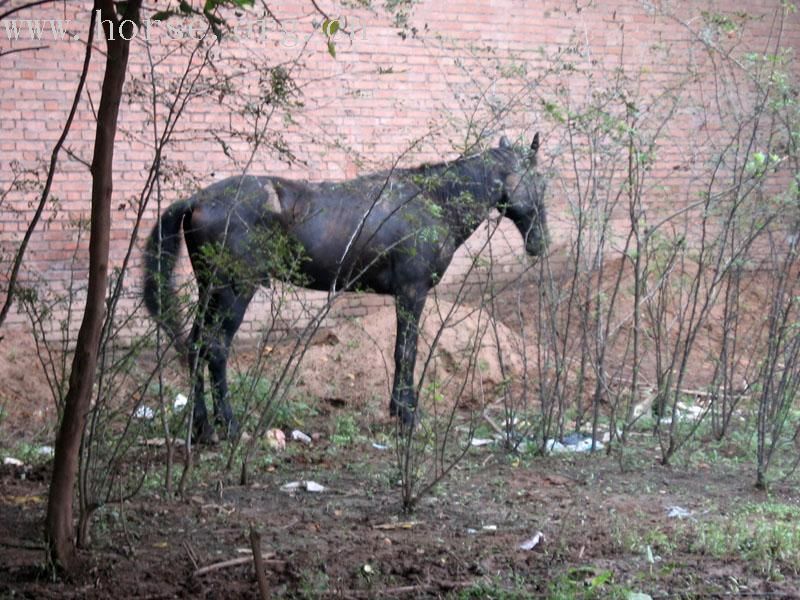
left=525, top=233, right=548, bottom=257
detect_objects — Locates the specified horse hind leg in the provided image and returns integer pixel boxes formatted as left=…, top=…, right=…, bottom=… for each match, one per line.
left=205, top=286, right=253, bottom=440
left=187, top=319, right=216, bottom=444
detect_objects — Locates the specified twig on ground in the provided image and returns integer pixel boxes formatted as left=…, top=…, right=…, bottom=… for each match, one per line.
left=183, top=540, right=199, bottom=571
left=482, top=411, right=505, bottom=436
left=332, top=580, right=477, bottom=598
left=194, top=556, right=251, bottom=575
left=193, top=553, right=278, bottom=577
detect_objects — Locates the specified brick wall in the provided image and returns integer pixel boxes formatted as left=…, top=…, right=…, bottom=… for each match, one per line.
left=1, top=0, right=798, bottom=338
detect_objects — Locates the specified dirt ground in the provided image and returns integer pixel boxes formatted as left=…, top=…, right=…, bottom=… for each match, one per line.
left=2, top=426, right=799, bottom=599
left=2, top=276, right=800, bottom=598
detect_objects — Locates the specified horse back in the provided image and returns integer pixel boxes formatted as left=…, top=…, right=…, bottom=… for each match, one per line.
left=185, top=173, right=456, bottom=294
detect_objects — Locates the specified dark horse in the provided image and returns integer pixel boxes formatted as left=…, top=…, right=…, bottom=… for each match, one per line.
left=143, top=134, right=547, bottom=442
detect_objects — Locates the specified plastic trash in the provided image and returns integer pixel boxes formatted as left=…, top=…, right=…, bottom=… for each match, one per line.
left=519, top=531, right=544, bottom=550
left=173, top=393, right=188, bottom=410
left=3, top=457, right=23, bottom=467
left=135, top=406, right=155, bottom=419
left=679, top=403, right=704, bottom=419
left=666, top=506, right=692, bottom=519
left=571, top=438, right=603, bottom=452
left=470, top=438, right=495, bottom=447
left=291, top=430, right=312, bottom=445
left=545, top=434, right=604, bottom=454
left=545, top=439, right=568, bottom=453
left=280, top=480, right=326, bottom=493
left=372, top=442, right=388, bottom=450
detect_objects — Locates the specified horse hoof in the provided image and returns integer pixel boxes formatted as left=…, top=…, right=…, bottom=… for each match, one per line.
left=389, top=397, right=417, bottom=430
left=218, top=420, right=240, bottom=441
left=194, top=422, right=219, bottom=445
left=396, top=407, right=417, bottom=431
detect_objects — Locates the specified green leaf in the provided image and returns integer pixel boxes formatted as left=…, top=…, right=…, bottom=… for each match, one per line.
left=327, top=39, right=337, bottom=58
left=589, top=570, right=613, bottom=587
left=151, top=10, right=175, bottom=21
left=179, top=1, right=193, bottom=14
left=322, top=18, right=340, bottom=37
left=205, top=0, right=254, bottom=9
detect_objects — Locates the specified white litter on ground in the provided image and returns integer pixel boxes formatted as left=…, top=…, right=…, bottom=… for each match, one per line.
left=280, top=480, right=326, bottom=493
left=135, top=406, right=155, bottom=420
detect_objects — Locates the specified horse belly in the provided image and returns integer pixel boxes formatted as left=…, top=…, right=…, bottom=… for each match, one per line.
left=291, top=250, right=393, bottom=295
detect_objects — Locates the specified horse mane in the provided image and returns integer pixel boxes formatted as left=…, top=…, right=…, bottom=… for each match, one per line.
left=401, top=146, right=516, bottom=203
left=311, top=146, right=519, bottom=206
left=406, top=146, right=515, bottom=177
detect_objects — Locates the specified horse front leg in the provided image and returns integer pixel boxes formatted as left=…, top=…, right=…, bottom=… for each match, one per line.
left=390, top=288, right=428, bottom=427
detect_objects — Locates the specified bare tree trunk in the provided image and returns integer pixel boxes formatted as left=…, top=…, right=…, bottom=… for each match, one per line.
left=45, top=0, right=141, bottom=571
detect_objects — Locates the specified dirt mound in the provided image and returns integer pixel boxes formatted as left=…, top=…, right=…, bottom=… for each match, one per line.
left=0, top=331, right=56, bottom=445
left=294, top=299, right=528, bottom=414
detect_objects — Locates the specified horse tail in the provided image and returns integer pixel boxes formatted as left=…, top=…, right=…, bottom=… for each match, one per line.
left=143, top=199, right=195, bottom=353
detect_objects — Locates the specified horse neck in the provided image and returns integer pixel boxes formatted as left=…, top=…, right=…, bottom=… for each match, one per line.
left=434, top=162, right=505, bottom=243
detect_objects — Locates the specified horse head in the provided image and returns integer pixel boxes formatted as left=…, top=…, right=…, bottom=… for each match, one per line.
left=497, top=133, right=548, bottom=257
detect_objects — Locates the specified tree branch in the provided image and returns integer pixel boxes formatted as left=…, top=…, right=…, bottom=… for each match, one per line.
left=0, top=0, right=61, bottom=21
left=0, top=45, right=49, bottom=59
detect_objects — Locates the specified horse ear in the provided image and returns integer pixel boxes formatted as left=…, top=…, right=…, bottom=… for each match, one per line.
left=530, top=132, right=540, bottom=155
left=499, top=135, right=511, bottom=149
left=528, top=132, right=540, bottom=166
